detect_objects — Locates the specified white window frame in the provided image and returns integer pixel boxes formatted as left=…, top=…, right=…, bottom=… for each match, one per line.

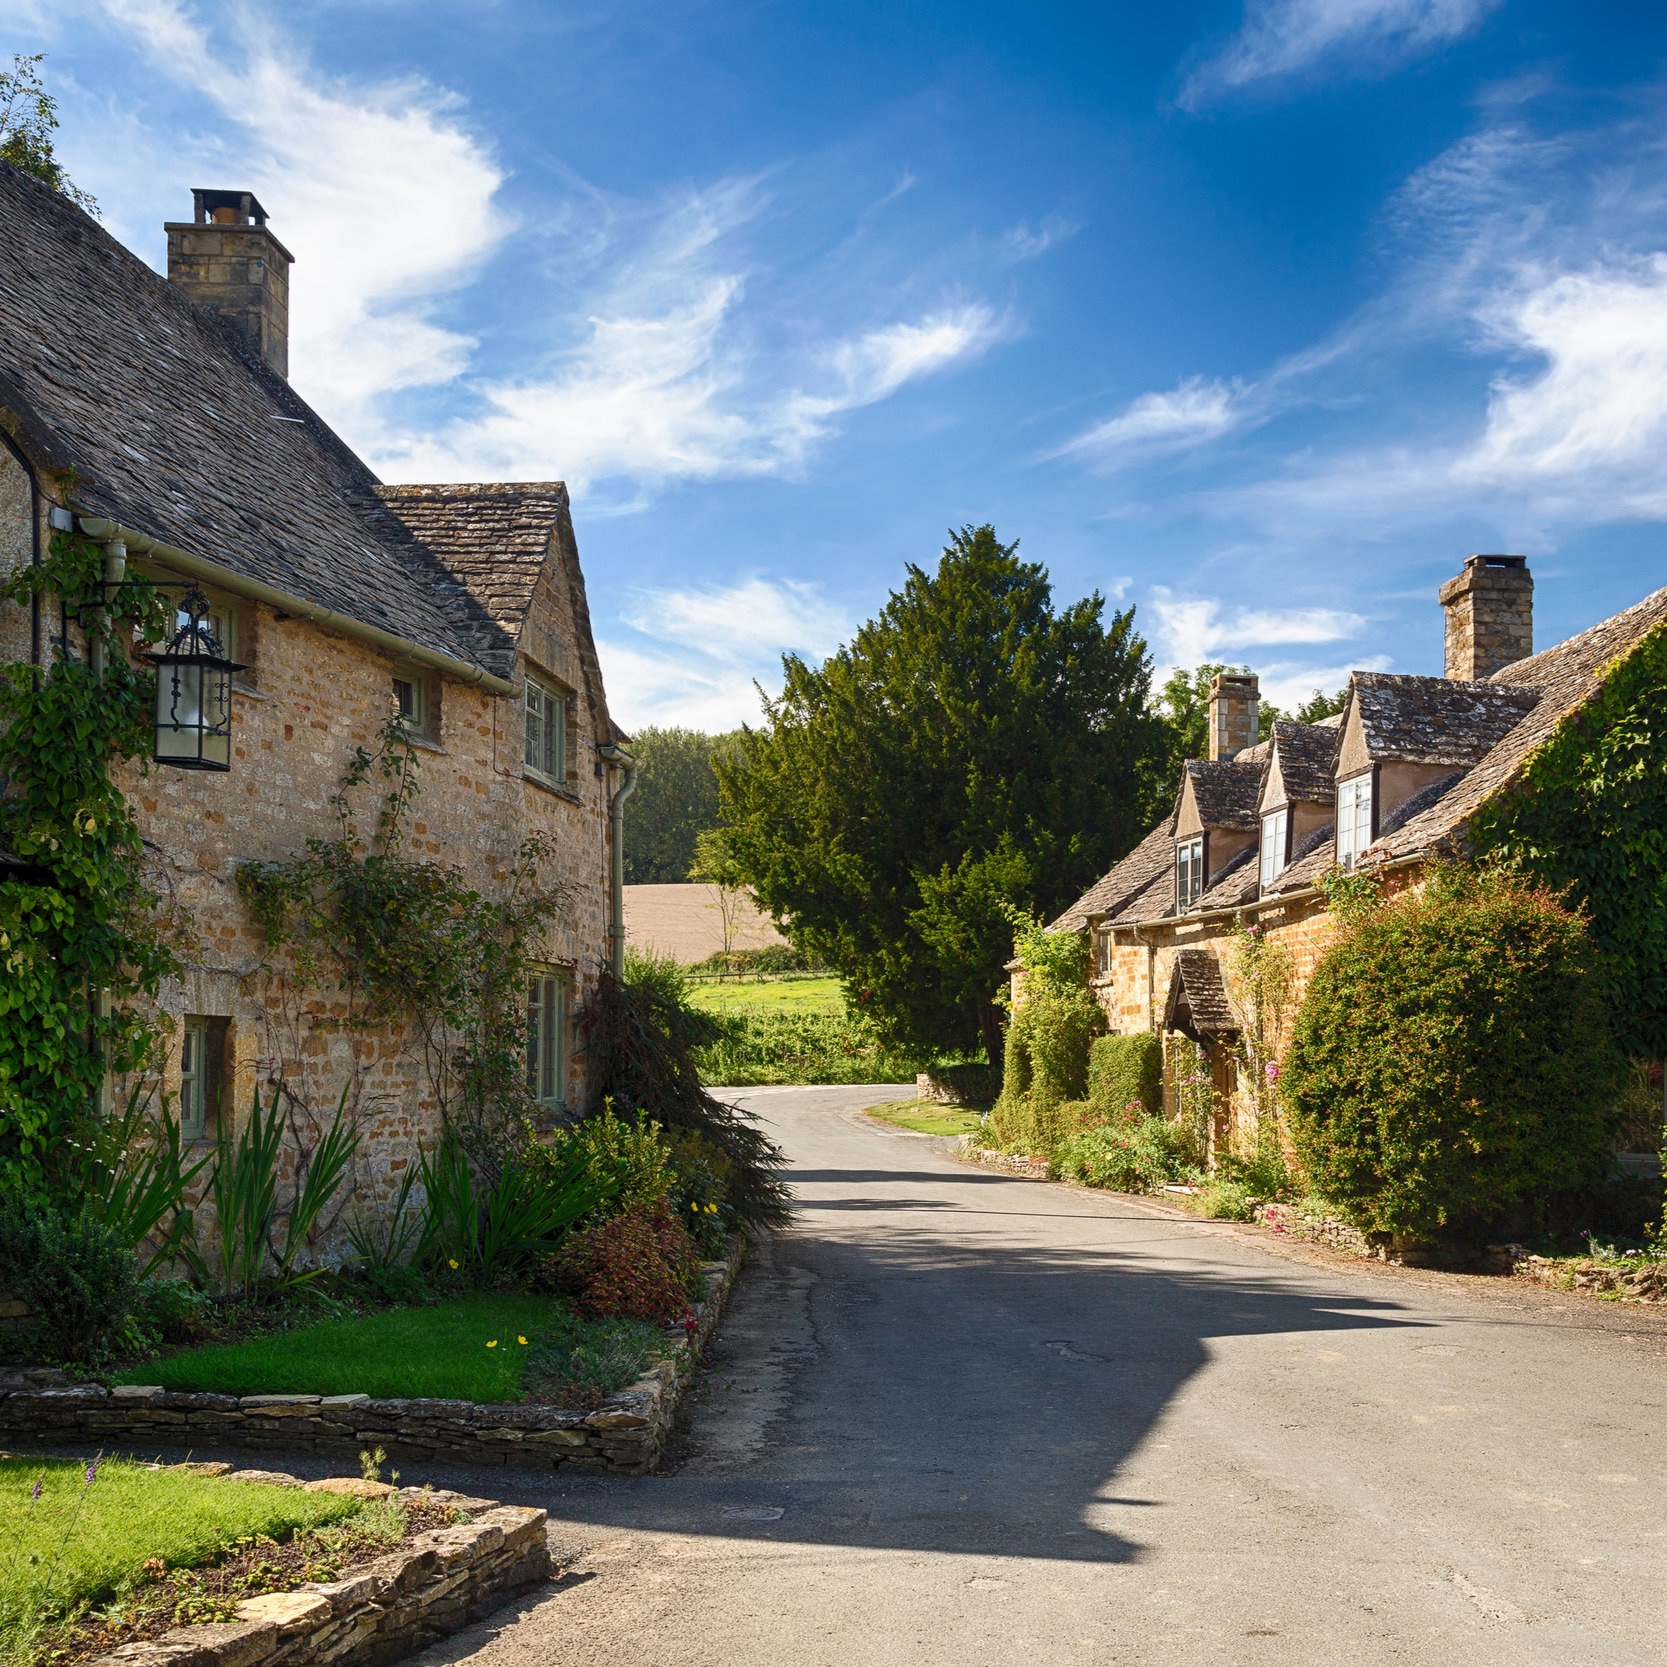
left=1176, top=836, right=1204, bottom=912
left=180, top=1019, right=209, bottom=1143
left=1337, top=772, right=1374, bottom=869
left=1259, top=807, right=1289, bottom=890
left=527, top=970, right=569, bottom=1109
left=523, top=677, right=567, bottom=786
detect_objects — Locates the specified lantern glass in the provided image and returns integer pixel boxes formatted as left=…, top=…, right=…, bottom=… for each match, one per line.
left=150, top=595, right=245, bottom=771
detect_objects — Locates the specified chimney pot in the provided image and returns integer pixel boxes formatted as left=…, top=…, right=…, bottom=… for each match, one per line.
left=165, top=189, right=293, bottom=378
left=1438, top=554, right=1532, bottom=680
left=1207, top=672, right=1259, bottom=760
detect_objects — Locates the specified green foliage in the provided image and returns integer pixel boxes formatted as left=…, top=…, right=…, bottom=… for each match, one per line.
left=238, top=725, right=569, bottom=1141
left=989, top=916, right=1104, bottom=1153
left=621, top=726, right=739, bottom=884
left=1283, top=865, right=1625, bottom=1240
left=687, top=943, right=824, bottom=979
left=1087, top=1034, right=1163, bottom=1116
left=1190, top=1179, right=1259, bottom=1220
left=1152, top=661, right=1239, bottom=765
left=526, top=1309, right=664, bottom=1402
left=1469, top=623, right=1667, bottom=1058
left=577, top=952, right=791, bottom=1227
left=717, top=525, right=1165, bottom=1060
left=537, top=1106, right=672, bottom=1216
left=114, top=1293, right=572, bottom=1401
left=0, top=529, right=178, bottom=1205
left=0, top=1202, right=139, bottom=1362
left=694, top=1007, right=922, bottom=1086
left=988, top=1093, right=1091, bottom=1158
left=0, top=55, right=97, bottom=213
left=85, top=1086, right=210, bottom=1277
left=1296, top=686, right=1348, bottom=723
left=555, top=1197, right=701, bottom=1321
left=1054, top=1110, right=1195, bottom=1192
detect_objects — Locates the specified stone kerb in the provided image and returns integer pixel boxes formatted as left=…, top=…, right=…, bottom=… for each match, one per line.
left=83, top=1470, right=548, bottom=1667
left=0, top=1239, right=743, bottom=1476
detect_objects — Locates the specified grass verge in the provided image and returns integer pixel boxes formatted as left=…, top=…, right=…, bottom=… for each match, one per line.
left=685, top=975, right=846, bottom=1016
left=113, top=1293, right=577, bottom=1402
left=0, top=1457, right=361, bottom=1633
left=864, top=1100, right=986, bottom=1138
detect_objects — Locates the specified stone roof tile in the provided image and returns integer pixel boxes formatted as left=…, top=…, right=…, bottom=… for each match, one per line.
left=1350, top=672, right=1539, bottom=768
left=1267, top=719, right=1337, bottom=805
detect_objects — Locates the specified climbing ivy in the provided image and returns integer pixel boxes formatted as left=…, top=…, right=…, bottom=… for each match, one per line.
left=0, top=527, right=177, bottom=1203
left=237, top=723, right=572, bottom=1150
left=1469, top=624, right=1667, bottom=1059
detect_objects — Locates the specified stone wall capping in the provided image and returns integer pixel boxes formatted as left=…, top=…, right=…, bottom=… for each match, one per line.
left=77, top=1468, right=549, bottom=1667
left=11, top=1238, right=744, bottom=1476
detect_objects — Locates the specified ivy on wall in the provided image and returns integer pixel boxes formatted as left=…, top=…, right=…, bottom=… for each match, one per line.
left=0, top=527, right=177, bottom=1202
left=1469, top=625, right=1667, bottom=1060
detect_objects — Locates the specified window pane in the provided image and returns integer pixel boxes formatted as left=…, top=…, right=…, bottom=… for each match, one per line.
left=525, top=685, right=544, bottom=771
left=526, top=979, right=541, bottom=1095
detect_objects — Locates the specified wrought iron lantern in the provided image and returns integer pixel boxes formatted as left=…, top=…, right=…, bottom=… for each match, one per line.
left=149, top=587, right=246, bottom=771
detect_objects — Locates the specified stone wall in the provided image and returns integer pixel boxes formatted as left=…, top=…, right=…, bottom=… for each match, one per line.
left=0, top=1240, right=742, bottom=1475
left=86, top=1473, right=548, bottom=1667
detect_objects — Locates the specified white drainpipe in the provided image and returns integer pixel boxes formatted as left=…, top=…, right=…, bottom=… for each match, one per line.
left=598, top=744, right=639, bottom=980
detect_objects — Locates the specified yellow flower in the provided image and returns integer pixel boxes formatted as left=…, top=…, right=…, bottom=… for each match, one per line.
left=517, top=1336, right=528, bottom=1346
left=486, top=1339, right=498, bottom=1348
left=448, top=1259, right=459, bottom=1270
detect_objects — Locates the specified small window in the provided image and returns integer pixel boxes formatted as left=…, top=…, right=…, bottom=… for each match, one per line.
left=524, top=678, right=567, bottom=784
left=1176, top=836, right=1204, bottom=912
left=527, top=970, right=568, bottom=1108
left=180, top=1019, right=209, bottom=1142
left=1259, top=807, right=1289, bottom=889
left=392, top=670, right=425, bottom=732
left=1337, top=773, right=1374, bottom=868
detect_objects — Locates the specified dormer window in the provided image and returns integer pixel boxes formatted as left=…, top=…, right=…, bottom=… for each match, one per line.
left=1176, top=836, right=1204, bottom=911
left=1337, top=772, right=1373, bottom=868
left=1259, top=808, right=1288, bottom=889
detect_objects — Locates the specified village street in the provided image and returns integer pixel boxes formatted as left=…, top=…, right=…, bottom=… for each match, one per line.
left=403, top=1085, right=1667, bottom=1667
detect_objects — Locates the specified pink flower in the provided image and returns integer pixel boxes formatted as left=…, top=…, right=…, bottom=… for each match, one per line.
left=1264, top=1062, right=1280, bottom=1083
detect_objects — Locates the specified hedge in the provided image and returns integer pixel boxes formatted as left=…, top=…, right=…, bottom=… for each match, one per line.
left=1087, top=1034, right=1163, bottom=1117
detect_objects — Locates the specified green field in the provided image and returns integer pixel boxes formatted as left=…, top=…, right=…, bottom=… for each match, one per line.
left=114, top=1293, right=567, bottom=1401
left=865, top=1100, right=987, bottom=1137
left=686, top=975, right=846, bottom=1016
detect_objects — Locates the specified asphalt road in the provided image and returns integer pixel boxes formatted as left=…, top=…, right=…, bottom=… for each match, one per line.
left=411, top=1084, right=1667, bottom=1666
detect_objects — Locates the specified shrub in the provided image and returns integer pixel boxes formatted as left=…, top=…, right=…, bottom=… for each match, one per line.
left=988, top=1095, right=1093, bottom=1158
left=135, top=1277, right=214, bottom=1345
left=0, top=1204, right=140, bottom=1361
left=1283, top=864, right=1625, bottom=1240
left=1087, top=1034, right=1162, bottom=1117
left=1055, top=1112, right=1195, bottom=1192
left=1191, top=1179, right=1258, bottom=1221
left=661, top=1127, right=733, bottom=1256
left=556, top=1198, right=702, bottom=1321
left=536, top=1107, right=672, bottom=1217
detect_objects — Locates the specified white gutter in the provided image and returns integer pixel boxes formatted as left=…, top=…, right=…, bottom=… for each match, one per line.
left=74, top=515, right=518, bottom=699
left=597, top=743, right=639, bottom=980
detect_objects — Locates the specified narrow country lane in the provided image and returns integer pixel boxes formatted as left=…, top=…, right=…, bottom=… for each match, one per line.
left=412, top=1086, right=1667, bottom=1666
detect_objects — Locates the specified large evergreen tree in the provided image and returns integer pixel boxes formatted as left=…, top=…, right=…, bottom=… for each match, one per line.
left=717, top=526, right=1165, bottom=1061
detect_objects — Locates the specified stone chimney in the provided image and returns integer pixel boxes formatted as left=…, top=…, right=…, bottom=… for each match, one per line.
left=1207, top=671, right=1259, bottom=760
left=1439, top=555, right=1532, bottom=680
left=165, top=190, right=294, bottom=378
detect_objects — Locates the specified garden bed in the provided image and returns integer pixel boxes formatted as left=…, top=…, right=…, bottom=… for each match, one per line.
left=0, top=1238, right=744, bottom=1476
left=863, top=1100, right=985, bottom=1138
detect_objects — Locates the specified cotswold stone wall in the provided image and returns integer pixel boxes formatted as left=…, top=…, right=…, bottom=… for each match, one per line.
left=0, top=1242, right=742, bottom=1475
left=0, top=453, right=613, bottom=1231
left=86, top=1474, right=548, bottom=1667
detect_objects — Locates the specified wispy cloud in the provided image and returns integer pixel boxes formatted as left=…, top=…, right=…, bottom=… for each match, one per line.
left=604, top=576, right=851, bottom=730
left=1054, top=375, right=1251, bottom=466
left=1179, top=0, right=1500, bottom=109
left=1149, top=587, right=1368, bottom=669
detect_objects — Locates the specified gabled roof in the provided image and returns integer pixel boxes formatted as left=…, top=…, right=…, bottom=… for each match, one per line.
left=0, top=162, right=574, bottom=691
left=1348, top=673, right=1539, bottom=769
left=1163, top=949, right=1238, bottom=1040
left=1056, top=578, right=1667, bottom=932
left=1051, top=818, right=1175, bottom=932
left=1265, top=719, right=1338, bottom=805
left=1182, top=755, right=1264, bottom=831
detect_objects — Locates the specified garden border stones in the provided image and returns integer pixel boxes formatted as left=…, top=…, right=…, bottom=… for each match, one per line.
left=84, top=1470, right=549, bottom=1667
left=0, top=1238, right=744, bottom=1476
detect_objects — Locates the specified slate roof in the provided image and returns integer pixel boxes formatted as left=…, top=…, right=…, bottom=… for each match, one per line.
left=1163, top=949, right=1238, bottom=1039
left=1051, top=819, right=1175, bottom=932
left=0, top=162, right=593, bottom=698
left=1349, top=673, right=1539, bottom=769
left=1055, top=577, right=1667, bottom=930
left=1183, top=753, right=1265, bottom=831
left=1265, top=719, right=1337, bottom=805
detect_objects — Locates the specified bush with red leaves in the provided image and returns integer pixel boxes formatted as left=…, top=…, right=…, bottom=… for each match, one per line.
left=556, top=1197, right=702, bottom=1321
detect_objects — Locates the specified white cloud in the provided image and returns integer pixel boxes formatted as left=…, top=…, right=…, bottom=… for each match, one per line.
left=1180, top=0, right=1500, bottom=108
left=1256, top=656, right=1392, bottom=713
left=1056, top=376, right=1250, bottom=466
left=1149, top=587, right=1367, bottom=668
left=996, top=214, right=1080, bottom=265
left=603, top=576, right=851, bottom=731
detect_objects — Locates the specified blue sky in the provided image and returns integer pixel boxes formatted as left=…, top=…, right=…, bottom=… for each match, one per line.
left=9, top=0, right=1667, bottom=728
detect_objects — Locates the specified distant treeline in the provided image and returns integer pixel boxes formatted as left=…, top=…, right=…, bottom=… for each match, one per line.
left=622, top=726, right=741, bottom=884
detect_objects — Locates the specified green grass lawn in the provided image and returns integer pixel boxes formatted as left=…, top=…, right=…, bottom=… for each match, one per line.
left=114, top=1293, right=570, bottom=1402
left=864, top=1100, right=987, bottom=1137
left=0, top=1456, right=360, bottom=1626
left=686, top=975, right=846, bottom=1016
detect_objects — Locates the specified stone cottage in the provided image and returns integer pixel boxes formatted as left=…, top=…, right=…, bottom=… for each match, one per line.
left=0, top=164, right=630, bottom=1213
left=1051, top=555, right=1667, bottom=1161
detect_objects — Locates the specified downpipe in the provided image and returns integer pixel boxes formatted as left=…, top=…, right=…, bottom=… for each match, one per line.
left=598, top=743, right=639, bottom=981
